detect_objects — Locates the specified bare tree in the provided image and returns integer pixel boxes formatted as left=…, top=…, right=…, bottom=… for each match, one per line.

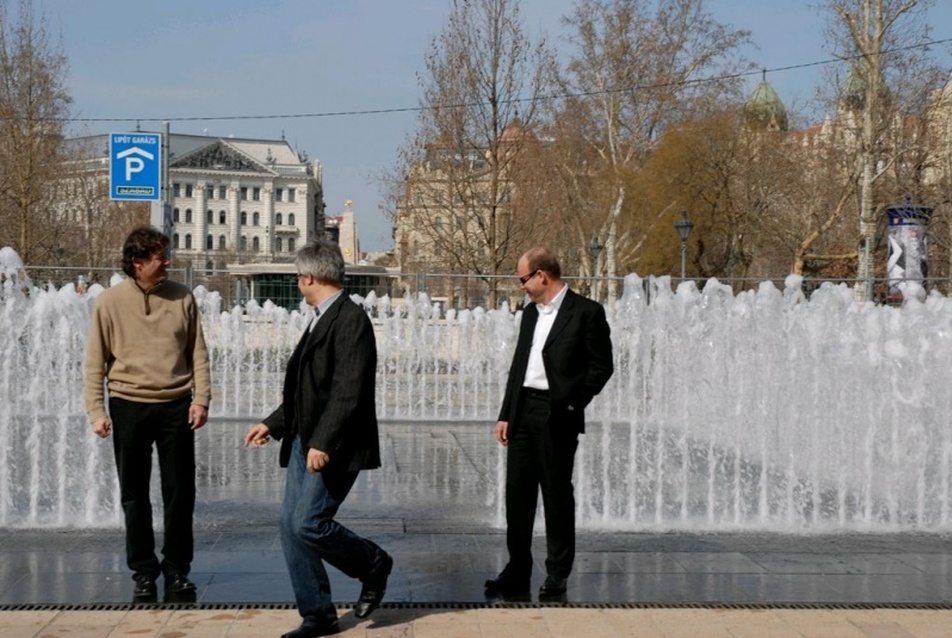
left=824, top=0, right=940, bottom=300
left=57, top=137, right=149, bottom=271
left=0, top=0, right=71, bottom=264
left=548, top=0, right=750, bottom=300
left=394, top=0, right=551, bottom=307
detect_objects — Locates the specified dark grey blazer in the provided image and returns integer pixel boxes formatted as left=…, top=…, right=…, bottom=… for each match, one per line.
left=264, top=294, right=381, bottom=472
left=497, top=288, right=614, bottom=434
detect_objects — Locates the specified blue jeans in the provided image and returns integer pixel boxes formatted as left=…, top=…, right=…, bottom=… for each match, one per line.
left=281, top=438, right=384, bottom=623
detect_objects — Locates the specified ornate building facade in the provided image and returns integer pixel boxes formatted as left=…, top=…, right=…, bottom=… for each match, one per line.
left=68, top=132, right=326, bottom=269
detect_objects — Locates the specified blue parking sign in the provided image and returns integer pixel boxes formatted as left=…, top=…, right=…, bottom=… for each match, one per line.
left=110, top=132, right=161, bottom=201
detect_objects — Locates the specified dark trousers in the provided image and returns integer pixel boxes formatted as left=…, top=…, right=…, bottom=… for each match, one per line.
left=505, top=392, right=579, bottom=580
left=110, top=396, right=195, bottom=578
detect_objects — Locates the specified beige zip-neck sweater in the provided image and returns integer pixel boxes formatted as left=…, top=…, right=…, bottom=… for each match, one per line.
left=84, top=277, right=211, bottom=422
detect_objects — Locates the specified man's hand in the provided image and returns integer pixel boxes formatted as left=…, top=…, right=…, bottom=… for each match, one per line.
left=91, top=417, right=111, bottom=438
left=244, top=423, right=271, bottom=447
left=495, top=420, right=509, bottom=446
left=188, top=404, right=208, bottom=430
left=307, top=448, right=330, bottom=473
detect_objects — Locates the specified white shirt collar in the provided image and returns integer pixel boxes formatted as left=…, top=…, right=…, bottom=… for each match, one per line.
left=314, top=289, right=343, bottom=317
left=538, top=284, right=568, bottom=315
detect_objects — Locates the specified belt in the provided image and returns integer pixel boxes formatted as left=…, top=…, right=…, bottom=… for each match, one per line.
left=523, top=387, right=550, bottom=399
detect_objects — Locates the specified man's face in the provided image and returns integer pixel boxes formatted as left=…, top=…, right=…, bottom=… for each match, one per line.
left=517, top=256, right=544, bottom=303
left=134, top=250, right=169, bottom=287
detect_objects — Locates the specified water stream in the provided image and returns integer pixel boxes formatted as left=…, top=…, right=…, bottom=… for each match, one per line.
left=3, top=247, right=951, bottom=531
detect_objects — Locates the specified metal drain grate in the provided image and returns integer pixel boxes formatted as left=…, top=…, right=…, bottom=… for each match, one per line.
left=3, top=601, right=952, bottom=612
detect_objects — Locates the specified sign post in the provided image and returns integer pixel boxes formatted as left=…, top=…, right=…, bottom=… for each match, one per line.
left=109, top=132, right=161, bottom=201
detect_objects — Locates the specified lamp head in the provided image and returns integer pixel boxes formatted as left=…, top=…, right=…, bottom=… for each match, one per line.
left=674, top=210, right=694, bottom=242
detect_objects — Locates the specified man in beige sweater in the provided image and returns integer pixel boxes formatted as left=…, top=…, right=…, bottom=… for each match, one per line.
left=84, top=226, right=211, bottom=601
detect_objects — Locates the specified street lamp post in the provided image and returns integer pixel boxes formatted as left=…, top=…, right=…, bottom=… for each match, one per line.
left=589, top=235, right=603, bottom=300
left=674, top=210, right=694, bottom=281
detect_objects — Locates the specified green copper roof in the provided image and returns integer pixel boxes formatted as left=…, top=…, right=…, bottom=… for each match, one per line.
left=744, top=72, right=788, bottom=131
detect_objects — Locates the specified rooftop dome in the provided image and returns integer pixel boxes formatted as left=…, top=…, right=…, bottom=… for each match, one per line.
left=744, top=71, right=788, bottom=131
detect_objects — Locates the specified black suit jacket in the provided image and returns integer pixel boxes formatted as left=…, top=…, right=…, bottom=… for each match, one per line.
left=263, top=294, right=381, bottom=471
left=498, top=288, right=613, bottom=434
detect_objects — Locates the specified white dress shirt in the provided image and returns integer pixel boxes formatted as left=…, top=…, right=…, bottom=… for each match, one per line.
left=522, top=284, right=568, bottom=390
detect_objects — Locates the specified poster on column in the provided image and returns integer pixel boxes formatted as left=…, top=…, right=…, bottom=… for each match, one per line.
left=886, top=204, right=931, bottom=300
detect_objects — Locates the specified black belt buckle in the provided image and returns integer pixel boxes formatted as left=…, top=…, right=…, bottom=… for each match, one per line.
left=524, top=387, right=549, bottom=399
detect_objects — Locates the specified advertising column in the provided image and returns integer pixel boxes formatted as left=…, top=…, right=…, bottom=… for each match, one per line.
left=886, top=202, right=932, bottom=302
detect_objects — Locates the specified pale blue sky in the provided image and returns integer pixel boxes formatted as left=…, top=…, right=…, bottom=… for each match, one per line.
left=41, top=1, right=952, bottom=252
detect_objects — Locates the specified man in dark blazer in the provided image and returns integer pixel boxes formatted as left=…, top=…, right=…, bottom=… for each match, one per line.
left=245, top=240, right=391, bottom=638
left=485, top=246, right=614, bottom=600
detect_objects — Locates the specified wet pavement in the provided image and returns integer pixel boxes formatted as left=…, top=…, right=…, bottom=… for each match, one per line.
left=4, top=509, right=952, bottom=608
left=3, top=421, right=952, bottom=616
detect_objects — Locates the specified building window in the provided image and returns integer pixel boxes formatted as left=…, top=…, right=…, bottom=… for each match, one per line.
left=275, top=188, right=283, bottom=202
left=185, top=184, right=193, bottom=198
left=219, top=210, right=226, bottom=224
left=288, top=188, right=296, bottom=203
left=207, top=209, right=213, bottom=224
left=206, top=235, right=213, bottom=250
left=206, top=185, right=215, bottom=200
left=185, top=208, right=192, bottom=223
left=288, top=213, right=295, bottom=226
left=240, top=211, right=247, bottom=225
left=252, top=212, right=260, bottom=226
left=252, top=236, right=260, bottom=252
left=219, top=185, right=226, bottom=199
left=240, top=236, right=247, bottom=251
left=173, top=183, right=181, bottom=197
left=218, top=235, right=226, bottom=250
left=206, top=260, right=213, bottom=270
left=275, top=212, right=282, bottom=225
left=276, top=237, right=283, bottom=252
left=173, top=208, right=180, bottom=223
left=240, top=187, right=248, bottom=200
left=252, top=187, right=260, bottom=201
left=288, top=238, right=295, bottom=252
left=172, top=233, right=179, bottom=249
left=184, top=234, right=192, bottom=250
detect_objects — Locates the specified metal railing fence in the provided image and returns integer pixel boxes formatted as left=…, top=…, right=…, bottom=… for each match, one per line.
left=14, top=264, right=952, bottom=309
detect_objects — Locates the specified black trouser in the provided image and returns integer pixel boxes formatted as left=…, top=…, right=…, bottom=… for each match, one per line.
left=505, top=391, right=579, bottom=580
left=110, top=396, right=195, bottom=578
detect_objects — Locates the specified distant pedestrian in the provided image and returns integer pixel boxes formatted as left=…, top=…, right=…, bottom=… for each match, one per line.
left=84, top=225, right=210, bottom=600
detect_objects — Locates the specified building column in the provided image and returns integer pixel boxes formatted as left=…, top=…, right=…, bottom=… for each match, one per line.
left=263, top=182, right=274, bottom=258
left=195, top=180, right=207, bottom=268
left=229, top=180, right=241, bottom=252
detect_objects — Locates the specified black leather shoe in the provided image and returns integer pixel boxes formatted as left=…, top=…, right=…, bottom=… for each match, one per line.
left=165, top=573, right=197, bottom=594
left=538, top=574, right=567, bottom=597
left=354, top=553, right=393, bottom=619
left=484, top=570, right=530, bottom=597
left=132, top=573, right=157, bottom=599
left=280, top=620, right=340, bottom=638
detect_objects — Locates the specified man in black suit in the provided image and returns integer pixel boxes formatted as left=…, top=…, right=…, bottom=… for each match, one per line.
left=485, top=246, right=614, bottom=600
left=245, top=240, right=392, bottom=638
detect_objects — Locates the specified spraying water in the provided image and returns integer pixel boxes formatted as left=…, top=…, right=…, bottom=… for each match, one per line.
left=2, top=248, right=951, bottom=532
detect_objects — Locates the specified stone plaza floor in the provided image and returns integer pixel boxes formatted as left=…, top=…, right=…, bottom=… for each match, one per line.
left=4, top=421, right=952, bottom=635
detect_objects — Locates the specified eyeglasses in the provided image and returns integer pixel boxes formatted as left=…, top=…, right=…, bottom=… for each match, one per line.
left=518, top=269, right=540, bottom=285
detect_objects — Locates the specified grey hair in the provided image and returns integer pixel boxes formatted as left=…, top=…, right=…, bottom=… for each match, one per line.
left=296, top=240, right=345, bottom=286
